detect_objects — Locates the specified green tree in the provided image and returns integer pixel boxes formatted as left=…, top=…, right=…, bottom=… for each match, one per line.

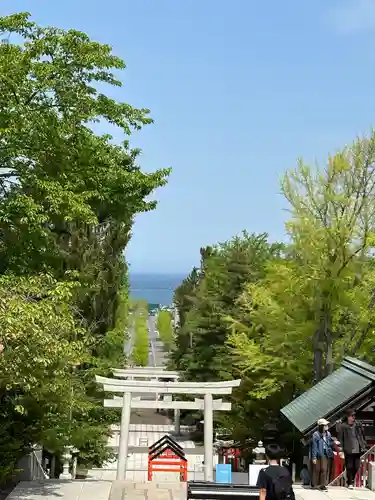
left=156, top=310, right=174, bottom=350
left=0, top=12, right=169, bottom=332
left=171, top=247, right=217, bottom=371
left=281, top=135, right=375, bottom=380
left=0, top=274, right=87, bottom=482
left=0, top=12, right=170, bottom=480
left=226, top=133, right=375, bottom=443
left=132, top=303, right=149, bottom=366
left=172, top=233, right=283, bottom=382
left=231, top=134, right=375, bottom=381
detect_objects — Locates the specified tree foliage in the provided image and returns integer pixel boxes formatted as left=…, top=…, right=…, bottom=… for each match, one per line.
left=0, top=274, right=88, bottom=481
left=0, top=12, right=169, bottom=481
left=172, top=233, right=283, bottom=382
left=132, top=303, right=149, bottom=367
left=156, top=310, right=174, bottom=350
left=172, top=133, right=375, bottom=448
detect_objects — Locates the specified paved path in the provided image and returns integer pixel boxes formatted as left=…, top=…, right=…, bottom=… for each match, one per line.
left=6, top=480, right=185, bottom=500
left=7, top=480, right=112, bottom=500
left=147, top=313, right=167, bottom=367
left=294, top=486, right=375, bottom=499
left=8, top=482, right=375, bottom=499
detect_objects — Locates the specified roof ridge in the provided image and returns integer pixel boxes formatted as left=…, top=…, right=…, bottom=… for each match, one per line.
left=342, top=357, right=375, bottom=380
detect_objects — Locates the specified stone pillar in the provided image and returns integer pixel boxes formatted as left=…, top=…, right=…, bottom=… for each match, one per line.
left=50, top=455, right=56, bottom=478
left=71, top=448, right=79, bottom=479
left=174, top=409, right=181, bottom=435
left=72, top=455, right=77, bottom=479
left=117, top=392, right=132, bottom=480
left=204, top=393, right=214, bottom=482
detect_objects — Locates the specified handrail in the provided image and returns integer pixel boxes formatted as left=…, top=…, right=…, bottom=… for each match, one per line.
left=30, top=450, right=49, bottom=480
left=329, top=444, right=375, bottom=487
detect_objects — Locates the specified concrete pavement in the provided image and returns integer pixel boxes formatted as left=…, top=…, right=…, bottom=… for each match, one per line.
left=293, top=486, right=375, bottom=499
left=9, top=481, right=375, bottom=499
left=147, top=313, right=167, bottom=367
left=7, top=480, right=112, bottom=500
left=6, top=480, right=185, bottom=500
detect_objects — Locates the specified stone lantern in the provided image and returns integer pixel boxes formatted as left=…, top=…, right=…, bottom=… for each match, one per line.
left=253, top=440, right=266, bottom=465
left=59, top=445, right=73, bottom=479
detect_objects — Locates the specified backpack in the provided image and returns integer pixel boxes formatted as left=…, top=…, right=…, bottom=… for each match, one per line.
left=266, top=467, right=295, bottom=500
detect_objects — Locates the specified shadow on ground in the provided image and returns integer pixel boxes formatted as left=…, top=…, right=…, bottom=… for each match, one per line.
left=5, top=480, right=64, bottom=498
left=4, top=479, right=113, bottom=499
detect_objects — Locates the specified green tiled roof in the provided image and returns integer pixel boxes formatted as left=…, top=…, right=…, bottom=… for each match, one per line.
left=281, top=357, right=375, bottom=434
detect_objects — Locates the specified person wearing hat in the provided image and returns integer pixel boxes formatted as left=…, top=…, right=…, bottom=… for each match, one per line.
left=311, top=418, right=333, bottom=491
left=337, top=409, right=366, bottom=489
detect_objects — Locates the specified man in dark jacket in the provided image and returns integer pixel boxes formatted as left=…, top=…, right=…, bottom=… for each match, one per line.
left=338, top=409, right=366, bottom=489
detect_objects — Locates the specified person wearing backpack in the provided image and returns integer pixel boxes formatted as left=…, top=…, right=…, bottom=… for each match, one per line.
left=256, top=443, right=295, bottom=500
left=311, top=418, right=333, bottom=491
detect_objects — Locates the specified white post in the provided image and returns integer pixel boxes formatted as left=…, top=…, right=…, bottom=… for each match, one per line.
left=174, top=409, right=181, bottom=435
left=368, top=462, right=375, bottom=491
left=116, top=392, right=132, bottom=480
left=204, top=393, right=214, bottom=481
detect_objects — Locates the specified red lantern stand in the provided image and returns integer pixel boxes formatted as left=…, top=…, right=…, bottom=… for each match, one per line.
left=332, top=439, right=344, bottom=481
left=147, top=435, right=187, bottom=482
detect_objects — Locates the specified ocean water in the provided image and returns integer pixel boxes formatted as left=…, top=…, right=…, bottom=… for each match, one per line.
left=129, top=273, right=186, bottom=306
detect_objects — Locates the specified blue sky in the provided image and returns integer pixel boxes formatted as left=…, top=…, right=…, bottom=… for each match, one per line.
left=3, top=1, right=375, bottom=273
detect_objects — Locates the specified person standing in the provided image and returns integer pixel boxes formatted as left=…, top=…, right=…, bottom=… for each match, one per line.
left=256, top=444, right=295, bottom=500
left=311, top=418, right=333, bottom=491
left=338, top=409, right=366, bottom=489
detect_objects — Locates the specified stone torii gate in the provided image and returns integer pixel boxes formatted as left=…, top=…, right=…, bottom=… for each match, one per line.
left=96, top=374, right=241, bottom=482
left=113, top=368, right=181, bottom=433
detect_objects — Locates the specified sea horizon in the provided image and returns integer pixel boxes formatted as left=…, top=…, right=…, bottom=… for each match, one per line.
left=129, top=271, right=187, bottom=306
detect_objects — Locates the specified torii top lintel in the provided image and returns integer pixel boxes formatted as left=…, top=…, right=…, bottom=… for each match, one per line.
left=96, top=375, right=241, bottom=395
left=113, top=368, right=179, bottom=379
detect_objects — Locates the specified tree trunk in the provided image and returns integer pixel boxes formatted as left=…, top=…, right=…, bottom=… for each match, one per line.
left=313, top=327, right=324, bottom=383
left=323, top=302, right=333, bottom=377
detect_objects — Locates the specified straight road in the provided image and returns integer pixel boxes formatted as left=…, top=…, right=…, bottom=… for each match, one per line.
left=147, top=313, right=168, bottom=368
left=124, top=311, right=165, bottom=367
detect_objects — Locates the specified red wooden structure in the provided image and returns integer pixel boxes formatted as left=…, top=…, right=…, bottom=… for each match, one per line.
left=148, top=435, right=188, bottom=482
left=332, top=441, right=375, bottom=487
left=218, top=446, right=242, bottom=472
